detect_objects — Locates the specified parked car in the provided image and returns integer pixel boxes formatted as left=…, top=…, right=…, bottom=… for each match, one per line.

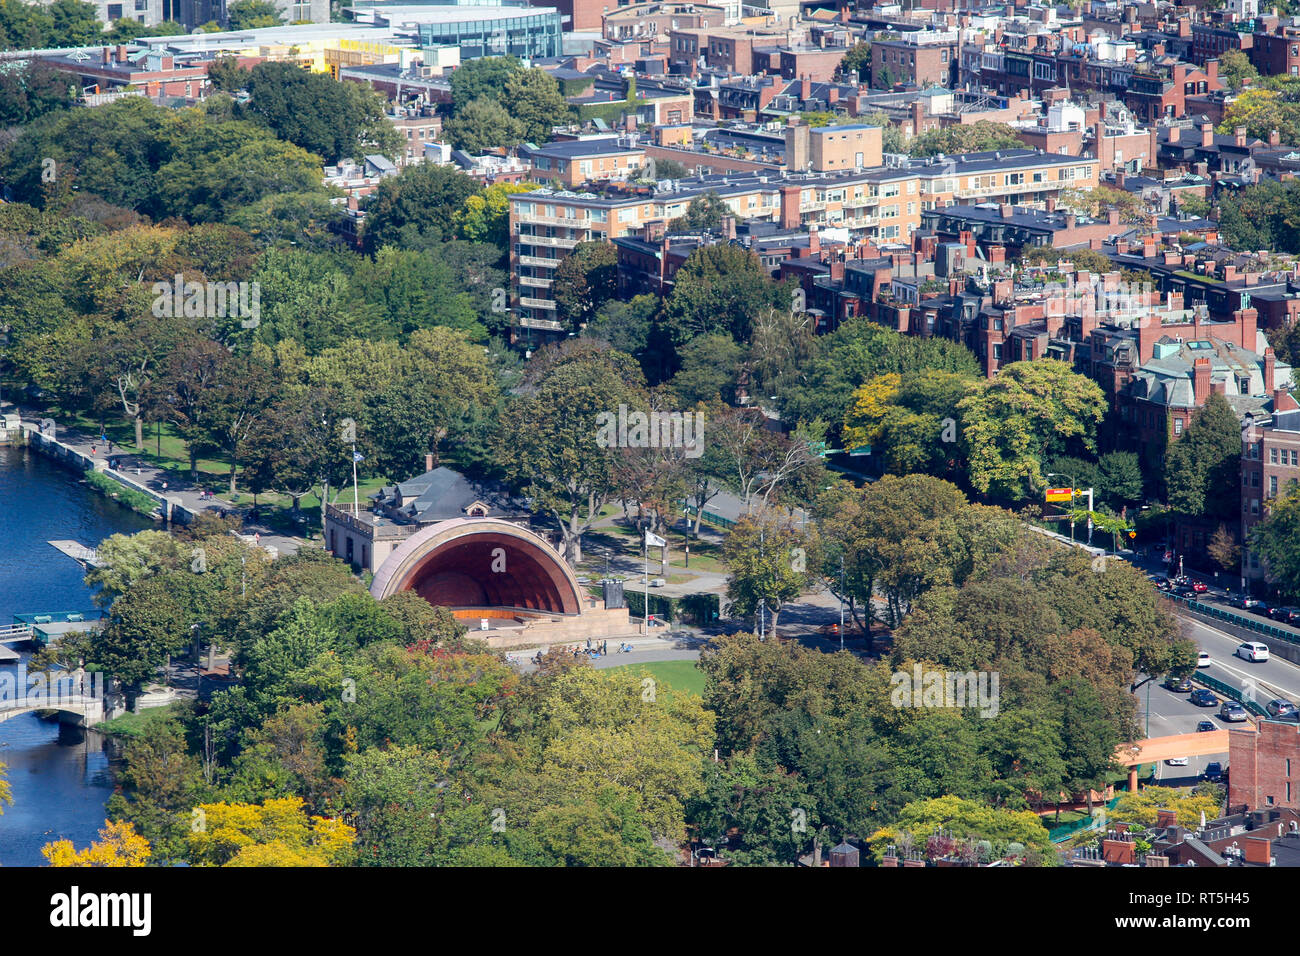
left=1163, top=674, right=1193, bottom=692
left=1197, top=720, right=1217, bottom=732
left=1197, top=651, right=1212, bottom=668
left=1267, top=699, right=1298, bottom=719
left=1236, top=641, right=1270, bottom=663
left=1191, top=581, right=1209, bottom=593
left=1284, top=609, right=1300, bottom=628
left=1166, top=756, right=1189, bottom=766
left=1227, top=594, right=1264, bottom=611
left=1269, top=606, right=1299, bottom=623
left=1191, top=688, right=1218, bottom=707
left=1219, top=700, right=1249, bottom=722
left=1204, top=761, right=1224, bottom=782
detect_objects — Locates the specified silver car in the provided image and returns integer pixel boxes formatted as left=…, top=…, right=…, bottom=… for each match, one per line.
left=1219, top=701, right=1249, bottom=722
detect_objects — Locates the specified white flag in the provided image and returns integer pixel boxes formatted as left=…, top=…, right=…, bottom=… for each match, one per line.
left=645, top=531, right=667, bottom=548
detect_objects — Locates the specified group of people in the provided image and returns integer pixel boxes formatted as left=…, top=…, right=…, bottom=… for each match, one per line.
left=522, top=640, right=637, bottom=665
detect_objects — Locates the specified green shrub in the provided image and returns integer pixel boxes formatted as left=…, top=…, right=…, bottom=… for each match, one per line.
left=85, top=469, right=160, bottom=517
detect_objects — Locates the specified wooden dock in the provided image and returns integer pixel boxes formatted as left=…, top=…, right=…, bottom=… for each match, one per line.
left=48, top=540, right=102, bottom=568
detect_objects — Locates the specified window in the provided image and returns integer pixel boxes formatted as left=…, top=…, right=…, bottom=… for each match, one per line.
left=1272, top=447, right=1280, bottom=464
left=1252, top=471, right=1261, bottom=487
left=1174, top=419, right=1183, bottom=436
left=1271, top=475, right=1279, bottom=496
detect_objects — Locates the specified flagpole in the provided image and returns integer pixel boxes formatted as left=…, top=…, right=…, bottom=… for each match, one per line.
left=352, top=443, right=359, bottom=513
left=644, top=536, right=649, bottom=632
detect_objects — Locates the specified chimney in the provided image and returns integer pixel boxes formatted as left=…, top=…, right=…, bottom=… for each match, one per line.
left=1243, top=837, right=1272, bottom=866
left=1000, top=203, right=1014, bottom=219
left=1169, top=125, right=1180, bottom=144
left=1235, top=126, right=1247, bottom=148
left=1193, top=357, right=1212, bottom=405
left=425, top=453, right=435, bottom=472
left=808, top=224, right=821, bottom=256
left=1206, top=59, right=1219, bottom=85
left=1265, top=347, right=1277, bottom=392
left=1116, top=169, right=1126, bottom=189
left=827, top=86, right=838, bottom=105
left=1065, top=213, right=1077, bottom=230
left=102, top=46, right=111, bottom=65
left=1117, top=239, right=1130, bottom=255
left=1109, top=208, right=1120, bottom=226
left=1202, top=122, right=1214, bottom=147
left=1270, top=128, right=1281, bottom=146
left=801, top=73, right=811, bottom=101
left=116, top=44, right=128, bottom=64
left=1045, top=196, right=1056, bottom=213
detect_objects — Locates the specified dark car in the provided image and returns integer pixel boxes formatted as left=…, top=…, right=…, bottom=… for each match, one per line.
left=1163, top=674, right=1193, bottom=693
left=1204, top=761, right=1224, bottom=782
left=1190, top=688, right=1218, bottom=707
left=1269, top=606, right=1299, bottom=623
left=1197, top=720, right=1217, bottom=732
left=1267, top=699, right=1298, bottom=719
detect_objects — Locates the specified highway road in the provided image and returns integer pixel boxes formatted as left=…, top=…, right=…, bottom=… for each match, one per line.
left=1135, top=595, right=1300, bottom=785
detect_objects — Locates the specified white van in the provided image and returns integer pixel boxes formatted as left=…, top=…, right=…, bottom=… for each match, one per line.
left=1237, top=641, right=1270, bottom=662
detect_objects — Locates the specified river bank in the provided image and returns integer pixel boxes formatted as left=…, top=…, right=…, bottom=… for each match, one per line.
left=0, top=443, right=152, bottom=866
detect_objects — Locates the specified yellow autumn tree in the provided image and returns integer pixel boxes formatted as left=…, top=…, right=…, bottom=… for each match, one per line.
left=42, top=820, right=151, bottom=867
left=0, top=760, right=10, bottom=813
left=1113, top=786, right=1224, bottom=828
left=842, top=373, right=902, bottom=452
left=186, top=796, right=355, bottom=867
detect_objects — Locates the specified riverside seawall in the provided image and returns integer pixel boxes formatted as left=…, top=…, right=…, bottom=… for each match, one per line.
left=18, top=422, right=198, bottom=525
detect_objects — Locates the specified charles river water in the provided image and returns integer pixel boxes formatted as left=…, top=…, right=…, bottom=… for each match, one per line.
left=0, top=444, right=151, bottom=866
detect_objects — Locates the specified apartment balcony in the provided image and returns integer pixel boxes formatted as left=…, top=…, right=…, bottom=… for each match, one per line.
left=525, top=234, right=581, bottom=249
left=533, top=215, right=590, bottom=228
left=518, top=254, right=557, bottom=268
left=519, top=275, right=554, bottom=289
left=519, top=295, right=557, bottom=310
left=516, top=316, right=565, bottom=332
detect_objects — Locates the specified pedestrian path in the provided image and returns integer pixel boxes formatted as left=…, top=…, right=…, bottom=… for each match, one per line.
left=10, top=407, right=305, bottom=556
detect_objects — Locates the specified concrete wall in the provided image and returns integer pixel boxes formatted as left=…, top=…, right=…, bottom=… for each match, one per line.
left=21, top=424, right=192, bottom=524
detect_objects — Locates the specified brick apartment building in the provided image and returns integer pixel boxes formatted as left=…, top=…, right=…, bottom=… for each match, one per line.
left=871, top=30, right=958, bottom=89
left=1231, top=718, right=1300, bottom=811
left=525, top=138, right=648, bottom=188
left=1250, top=23, right=1300, bottom=78
left=1242, top=403, right=1300, bottom=583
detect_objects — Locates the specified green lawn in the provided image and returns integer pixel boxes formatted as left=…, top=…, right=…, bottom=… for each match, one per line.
left=582, top=516, right=730, bottom=577
left=96, top=701, right=187, bottom=738
left=605, top=659, right=707, bottom=698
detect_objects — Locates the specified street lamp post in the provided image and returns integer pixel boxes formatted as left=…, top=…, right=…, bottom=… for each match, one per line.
left=1046, top=472, right=1075, bottom=543
left=839, top=554, right=845, bottom=652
